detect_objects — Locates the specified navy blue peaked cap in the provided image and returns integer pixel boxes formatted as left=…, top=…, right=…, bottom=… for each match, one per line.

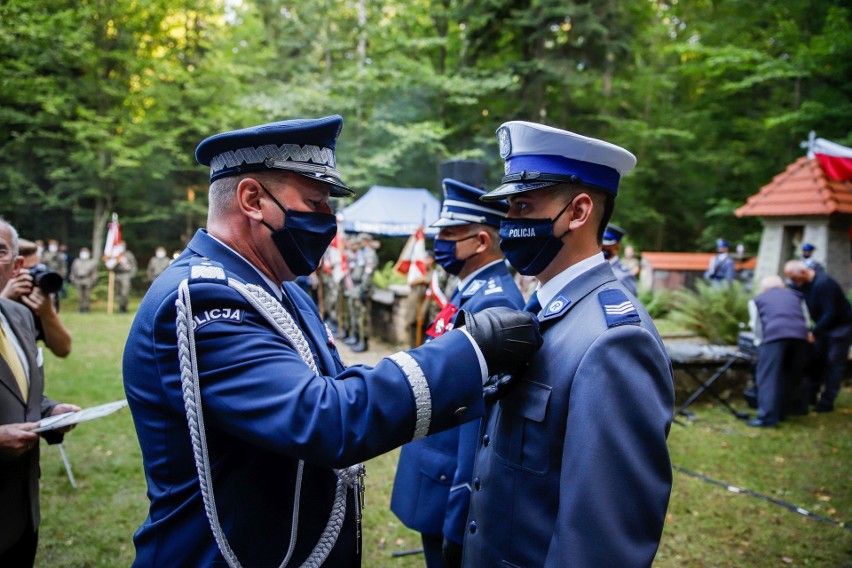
left=802, top=243, right=815, bottom=252
left=602, top=224, right=627, bottom=246
left=195, top=115, right=354, bottom=197
left=432, top=178, right=509, bottom=228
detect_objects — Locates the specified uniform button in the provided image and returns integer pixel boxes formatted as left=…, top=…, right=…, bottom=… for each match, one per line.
left=469, top=521, right=477, bottom=534
left=439, top=474, right=447, bottom=482
left=454, top=406, right=467, bottom=417
left=473, top=477, right=481, bottom=490
left=482, top=434, right=490, bottom=447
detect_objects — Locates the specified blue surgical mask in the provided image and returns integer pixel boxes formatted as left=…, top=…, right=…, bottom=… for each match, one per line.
left=259, top=182, right=337, bottom=276
left=498, top=198, right=573, bottom=276
left=433, top=233, right=479, bottom=276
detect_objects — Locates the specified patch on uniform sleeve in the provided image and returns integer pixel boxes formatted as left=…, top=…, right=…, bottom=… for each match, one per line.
left=598, top=288, right=640, bottom=327
left=462, top=279, right=486, bottom=297
left=192, top=307, right=244, bottom=330
left=189, top=257, right=227, bottom=283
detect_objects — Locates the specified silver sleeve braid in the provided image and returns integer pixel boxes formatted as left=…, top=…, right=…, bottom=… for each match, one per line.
left=175, top=278, right=363, bottom=568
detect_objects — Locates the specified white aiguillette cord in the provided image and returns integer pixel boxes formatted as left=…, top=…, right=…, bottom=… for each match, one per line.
left=176, top=278, right=364, bottom=568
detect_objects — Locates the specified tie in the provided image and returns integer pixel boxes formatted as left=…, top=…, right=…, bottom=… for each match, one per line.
left=524, top=292, right=541, bottom=314
left=0, top=322, right=28, bottom=401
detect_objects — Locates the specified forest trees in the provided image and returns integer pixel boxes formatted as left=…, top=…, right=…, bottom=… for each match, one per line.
left=0, top=0, right=849, bottom=255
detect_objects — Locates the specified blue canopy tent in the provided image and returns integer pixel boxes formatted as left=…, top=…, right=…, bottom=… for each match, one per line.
left=339, top=185, right=441, bottom=236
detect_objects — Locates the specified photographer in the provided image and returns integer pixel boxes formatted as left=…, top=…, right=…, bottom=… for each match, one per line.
left=0, top=239, right=71, bottom=358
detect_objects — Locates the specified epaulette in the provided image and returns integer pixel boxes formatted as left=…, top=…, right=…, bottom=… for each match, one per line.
left=188, top=257, right=227, bottom=284
left=598, top=288, right=640, bottom=328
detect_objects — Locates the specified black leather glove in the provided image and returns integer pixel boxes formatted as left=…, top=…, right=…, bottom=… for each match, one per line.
left=442, top=538, right=463, bottom=568
left=456, top=307, right=542, bottom=376
left=483, top=373, right=518, bottom=402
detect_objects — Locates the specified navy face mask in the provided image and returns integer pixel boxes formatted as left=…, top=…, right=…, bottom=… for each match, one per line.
left=498, top=198, right=574, bottom=276
left=433, top=233, right=480, bottom=276
left=258, top=182, right=337, bottom=276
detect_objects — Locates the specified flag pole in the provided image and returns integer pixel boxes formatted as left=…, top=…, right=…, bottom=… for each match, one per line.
left=107, top=271, right=115, bottom=314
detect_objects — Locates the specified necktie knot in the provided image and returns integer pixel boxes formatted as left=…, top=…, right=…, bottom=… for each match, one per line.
left=524, top=292, right=541, bottom=314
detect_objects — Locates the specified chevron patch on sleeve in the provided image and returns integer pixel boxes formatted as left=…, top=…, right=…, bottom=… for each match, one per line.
left=598, top=288, right=640, bottom=327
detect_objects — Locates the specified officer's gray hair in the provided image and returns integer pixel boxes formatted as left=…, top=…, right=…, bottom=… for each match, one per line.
left=207, top=176, right=240, bottom=220
left=0, top=216, right=20, bottom=256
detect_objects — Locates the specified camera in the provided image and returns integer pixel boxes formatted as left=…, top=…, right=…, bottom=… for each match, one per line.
left=28, top=264, right=63, bottom=294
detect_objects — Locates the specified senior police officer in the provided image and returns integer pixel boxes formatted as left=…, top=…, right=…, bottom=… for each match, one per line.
left=601, top=223, right=638, bottom=296
left=391, top=178, right=524, bottom=568
left=122, top=116, right=541, bottom=568
left=462, top=121, right=675, bottom=567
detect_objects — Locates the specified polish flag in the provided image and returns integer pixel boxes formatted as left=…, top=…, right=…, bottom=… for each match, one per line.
left=395, top=226, right=428, bottom=284
left=427, top=269, right=447, bottom=309
left=102, top=213, right=123, bottom=269
left=811, top=138, right=852, bottom=181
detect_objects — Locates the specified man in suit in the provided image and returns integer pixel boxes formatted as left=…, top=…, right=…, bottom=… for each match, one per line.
left=784, top=260, right=852, bottom=412
left=391, top=178, right=524, bottom=568
left=0, top=218, right=79, bottom=567
left=122, top=116, right=541, bottom=567
left=463, top=121, right=675, bottom=567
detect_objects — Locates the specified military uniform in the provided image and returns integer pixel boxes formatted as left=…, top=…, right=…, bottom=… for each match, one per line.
left=41, top=248, right=67, bottom=280
left=346, top=236, right=377, bottom=351
left=465, top=121, right=674, bottom=567
left=113, top=248, right=137, bottom=312
left=69, top=254, right=98, bottom=312
left=146, top=254, right=170, bottom=283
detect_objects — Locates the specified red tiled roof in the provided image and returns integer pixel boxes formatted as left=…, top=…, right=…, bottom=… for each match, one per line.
left=642, top=252, right=755, bottom=271
left=735, top=156, right=852, bottom=217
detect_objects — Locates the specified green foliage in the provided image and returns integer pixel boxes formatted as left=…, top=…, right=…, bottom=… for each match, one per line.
left=372, top=260, right=407, bottom=289
left=638, top=287, right=676, bottom=320
left=1, top=0, right=850, bottom=260
left=669, top=280, right=750, bottom=344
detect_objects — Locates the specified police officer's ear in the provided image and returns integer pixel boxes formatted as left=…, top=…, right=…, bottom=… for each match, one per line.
left=474, top=228, right=491, bottom=254
left=236, top=177, right=266, bottom=223
left=566, top=192, right=596, bottom=233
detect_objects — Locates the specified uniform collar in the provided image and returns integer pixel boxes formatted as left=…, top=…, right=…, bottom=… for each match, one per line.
left=537, top=252, right=606, bottom=308
left=608, top=254, right=620, bottom=266
left=456, top=259, right=506, bottom=293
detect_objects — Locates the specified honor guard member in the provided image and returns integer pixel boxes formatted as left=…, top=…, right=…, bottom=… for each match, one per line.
left=800, top=243, right=824, bottom=272
left=122, top=116, right=542, bottom=568
left=146, top=246, right=171, bottom=283
left=601, top=223, right=638, bottom=296
left=464, top=121, right=675, bottom=567
left=391, top=178, right=524, bottom=568
left=346, top=233, right=377, bottom=353
left=704, top=238, right=736, bottom=286
left=69, top=248, right=98, bottom=312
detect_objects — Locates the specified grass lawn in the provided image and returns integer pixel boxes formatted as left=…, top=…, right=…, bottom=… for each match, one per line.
left=33, top=301, right=852, bottom=566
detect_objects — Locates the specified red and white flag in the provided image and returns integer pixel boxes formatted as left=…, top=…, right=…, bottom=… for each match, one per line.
left=811, top=138, right=852, bottom=181
left=325, top=219, right=349, bottom=283
left=395, top=227, right=428, bottom=284
left=427, top=269, right=447, bottom=309
left=103, top=213, right=123, bottom=269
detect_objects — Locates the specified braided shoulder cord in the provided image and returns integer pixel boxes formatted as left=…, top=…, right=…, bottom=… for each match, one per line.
left=175, top=278, right=363, bottom=568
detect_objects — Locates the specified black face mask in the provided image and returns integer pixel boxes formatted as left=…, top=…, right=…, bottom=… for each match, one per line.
left=498, top=197, right=574, bottom=276
left=258, top=182, right=337, bottom=276
left=433, top=233, right=480, bottom=276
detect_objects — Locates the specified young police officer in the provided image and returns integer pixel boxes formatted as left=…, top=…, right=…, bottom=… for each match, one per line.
left=391, top=178, right=524, bottom=567
left=122, top=116, right=541, bottom=567
left=463, top=121, right=675, bottom=567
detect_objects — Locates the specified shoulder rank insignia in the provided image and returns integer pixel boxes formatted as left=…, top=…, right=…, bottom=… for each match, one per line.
left=483, top=277, right=504, bottom=295
left=541, top=295, right=571, bottom=320
left=598, top=288, right=640, bottom=328
left=189, top=257, right=226, bottom=283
